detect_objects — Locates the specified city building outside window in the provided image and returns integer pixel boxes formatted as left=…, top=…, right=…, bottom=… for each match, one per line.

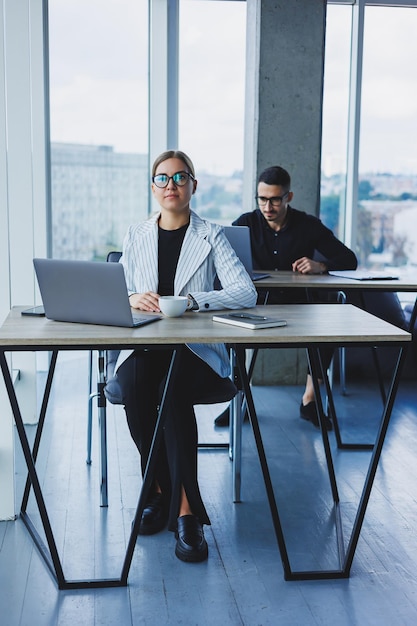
left=48, top=0, right=246, bottom=260
left=48, top=0, right=149, bottom=260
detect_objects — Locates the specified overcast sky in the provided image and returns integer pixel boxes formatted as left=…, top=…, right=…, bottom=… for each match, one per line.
left=49, top=1, right=417, bottom=177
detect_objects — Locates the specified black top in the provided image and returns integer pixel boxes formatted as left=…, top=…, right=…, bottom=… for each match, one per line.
left=231, top=207, right=406, bottom=327
left=158, top=223, right=189, bottom=295
left=233, top=207, right=357, bottom=272
left=233, top=207, right=357, bottom=304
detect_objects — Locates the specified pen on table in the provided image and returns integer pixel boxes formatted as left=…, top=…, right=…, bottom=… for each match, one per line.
left=228, top=313, right=268, bottom=320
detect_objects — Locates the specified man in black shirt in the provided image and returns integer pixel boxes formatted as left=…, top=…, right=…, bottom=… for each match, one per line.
left=215, top=165, right=357, bottom=429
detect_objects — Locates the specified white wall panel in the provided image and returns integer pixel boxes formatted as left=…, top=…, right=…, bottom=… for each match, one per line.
left=0, top=0, right=48, bottom=519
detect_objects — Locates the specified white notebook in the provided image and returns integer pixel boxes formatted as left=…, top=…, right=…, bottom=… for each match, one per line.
left=213, top=313, right=287, bottom=330
left=329, top=269, right=399, bottom=281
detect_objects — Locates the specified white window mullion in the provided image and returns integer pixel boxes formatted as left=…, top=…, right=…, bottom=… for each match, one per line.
left=148, top=0, right=179, bottom=214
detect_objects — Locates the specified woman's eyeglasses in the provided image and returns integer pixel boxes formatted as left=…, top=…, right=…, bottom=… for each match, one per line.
left=152, top=171, right=195, bottom=188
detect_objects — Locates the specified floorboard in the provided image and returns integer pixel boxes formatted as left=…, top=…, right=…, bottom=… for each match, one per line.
left=1, top=351, right=417, bottom=625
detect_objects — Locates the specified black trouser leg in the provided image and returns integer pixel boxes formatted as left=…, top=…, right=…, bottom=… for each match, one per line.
left=116, top=350, right=173, bottom=505
left=117, top=347, right=227, bottom=530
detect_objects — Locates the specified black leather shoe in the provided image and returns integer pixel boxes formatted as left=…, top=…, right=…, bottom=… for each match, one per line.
left=214, top=407, right=230, bottom=427
left=300, top=401, right=332, bottom=431
left=138, top=492, right=168, bottom=536
left=175, top=515, right=208, bottom=563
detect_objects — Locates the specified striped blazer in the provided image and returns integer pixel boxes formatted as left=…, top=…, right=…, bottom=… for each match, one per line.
left=115, top=210, right=257, bottom=377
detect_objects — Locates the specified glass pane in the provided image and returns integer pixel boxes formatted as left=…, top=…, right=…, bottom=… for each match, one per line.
left=320, top=4, right=352, bottom=240
left=359, top=6, right=417, bottom=270
left=179, top=0, right=246, bottom=224
left=48, top=0, right=148, bottom=260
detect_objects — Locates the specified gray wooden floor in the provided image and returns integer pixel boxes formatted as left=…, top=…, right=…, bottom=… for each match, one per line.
left=1, top=351, right=417, bottom=625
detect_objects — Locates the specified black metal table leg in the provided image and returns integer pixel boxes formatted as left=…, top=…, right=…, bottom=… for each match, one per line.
left=233, top=345, right=292, bottom=579
left=0, top=347, right=181, bottom=589
left=20, top=350, right=59, bottom=513
left=0, top=350, right=71, bottom=589
left=120, top=348, right=181, bottom=583
left=341, top=345, right=406, bottom=574
left=307, top=346, right=376, bottom=451
left=232, top=342, right=407, bottom=580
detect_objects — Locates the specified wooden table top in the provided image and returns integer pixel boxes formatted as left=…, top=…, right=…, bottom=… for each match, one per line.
left=254, top=270, right=417, bottom=291
left=0, top=304, right=411, bottom=350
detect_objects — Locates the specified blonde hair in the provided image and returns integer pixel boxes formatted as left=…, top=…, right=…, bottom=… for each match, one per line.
left=151, top=150, right=196, bottom=178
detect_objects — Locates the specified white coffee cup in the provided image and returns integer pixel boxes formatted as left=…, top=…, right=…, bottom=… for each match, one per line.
left=159, top=295, right=188, bottom=317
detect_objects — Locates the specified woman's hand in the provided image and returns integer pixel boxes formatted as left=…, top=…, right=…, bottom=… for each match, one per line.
left=129, top=292, right=161, bottom=312
left=292, top=257, right=327, bottom=275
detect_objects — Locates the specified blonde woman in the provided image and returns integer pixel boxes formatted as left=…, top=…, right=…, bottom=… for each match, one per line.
left=116, top=150, right=257, bottom=562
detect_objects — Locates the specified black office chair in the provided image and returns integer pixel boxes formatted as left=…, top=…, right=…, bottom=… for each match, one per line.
left=86, top=252, right=123, bottom=507
left=87, top=252, right=239, bottom=506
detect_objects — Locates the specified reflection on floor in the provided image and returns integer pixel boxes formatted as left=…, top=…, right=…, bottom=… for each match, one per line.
left=1, top=351, right=417, bottom=625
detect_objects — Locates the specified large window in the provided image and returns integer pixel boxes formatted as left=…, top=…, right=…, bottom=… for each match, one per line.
left=359, top=6, right=417, bottom=269
left=178, top=0, right=246, bottom=224
left=48, top=1, right=417, bottom=267
left=48, top=0, right=246, bottom=259
left=322, top=2, right=417, bottom=272
left=48, top=0, right=148, bottom=260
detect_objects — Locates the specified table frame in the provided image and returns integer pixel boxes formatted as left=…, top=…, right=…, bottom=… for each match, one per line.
left=0, top=305, right=410, bottom=587
left=0, top=346, right=180, bottom=589
left=255, top=270, right=417, bottom=447
left=233, top=343, right=406, bottom=580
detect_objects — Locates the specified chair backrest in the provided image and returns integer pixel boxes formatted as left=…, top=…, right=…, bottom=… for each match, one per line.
left=104, top=350, right=124, bottom=404
left=107, top=250, right=122, bottom=263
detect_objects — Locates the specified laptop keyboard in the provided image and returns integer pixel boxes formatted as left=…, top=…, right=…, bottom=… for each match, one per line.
left=132, top=315, right=161, bottom=327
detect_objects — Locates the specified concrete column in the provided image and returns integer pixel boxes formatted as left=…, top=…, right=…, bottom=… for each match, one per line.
left=244, top=0, right=327, bottom=384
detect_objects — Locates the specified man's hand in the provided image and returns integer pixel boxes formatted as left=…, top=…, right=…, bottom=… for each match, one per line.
left=129, top=291, right=161, bottom=312
left=292, top=257, right=327, bottom=275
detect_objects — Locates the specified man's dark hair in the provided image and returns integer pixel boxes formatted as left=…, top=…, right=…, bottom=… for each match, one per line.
left=258, top=166, right=291, bottom=190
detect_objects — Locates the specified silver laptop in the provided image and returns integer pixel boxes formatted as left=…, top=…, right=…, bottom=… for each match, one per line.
left=223, top=226, right=270, bottom=281
left=33, top=258, right=162, bottom=328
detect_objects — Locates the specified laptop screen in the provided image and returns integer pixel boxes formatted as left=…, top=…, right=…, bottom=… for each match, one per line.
left=223, top=226, right=269, bottom=281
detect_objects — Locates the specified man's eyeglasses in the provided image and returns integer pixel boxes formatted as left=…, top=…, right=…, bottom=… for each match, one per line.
left=256, top=192, right=289, bottom=209
left=152, top=171, right=195, bottom=188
